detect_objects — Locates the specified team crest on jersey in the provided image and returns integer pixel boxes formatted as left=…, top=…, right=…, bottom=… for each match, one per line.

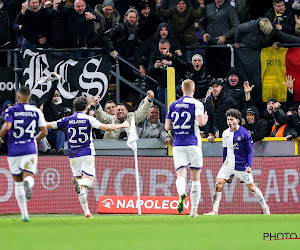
left=237, top=136, right=241, bottom=141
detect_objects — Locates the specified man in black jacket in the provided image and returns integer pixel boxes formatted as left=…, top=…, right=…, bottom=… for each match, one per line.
left=243, top=106, right=270, bottom=142
left=206, top=79, right=239, bottom=141
left=16, top=0, right=49, bottom=49
left=147, top=38, right=187, bottom=122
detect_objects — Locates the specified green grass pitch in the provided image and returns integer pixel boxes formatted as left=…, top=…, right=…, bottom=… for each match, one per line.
left=1, top=214, right=299, bottom=250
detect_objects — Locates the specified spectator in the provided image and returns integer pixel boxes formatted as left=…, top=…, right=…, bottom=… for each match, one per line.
left=160, top=0, right=201, bottom=9
left=43, top=80, right=65, bottom=155
left=156, top=0, right=206, bottom=61
left=147, top=38, right=187, bottom=121
left=0, top=0, right=10, bottom=53
left=261, top=97, right=277, bottom=130
left=235, top=17, right=300, bottom=49
left=182, top=53, right=212, bottom=100
left=134, top=22, right=182, bottom=79
left=92, top=90, right=154, bottom=139
left=16, top=0, right=49, bottom=49
left=94, top=0, right=121, bottom=47
left=102, top=8, right=140, bottom=101
left=243, top=106, right=270, bottom=142
left=265, top=0, right=295, bottom=35
left=224, top=67, right=253, bottom=114
left=57, top=0, right=100, bottom=57
left=270, top=109, right=297, bottom=140
left=137, top=105, right=171, bottom=144
left=104, top=100, right=117, bottom=115
left=46, top=0, right=70, bottom=48
left=206, top=79, right=238, bottom=141
left=137, top=1, right=162, bottom=41
left=199, top=0, right=239, bottom=78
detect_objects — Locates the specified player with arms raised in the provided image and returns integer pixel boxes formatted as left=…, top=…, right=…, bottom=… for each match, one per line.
left=165, top=79, right=208, bottom=217
left=0, top=86, right=48, bottom=222
left=47, top=96, right=129, bottom=218
left=204, top=108, right=270, bottom=215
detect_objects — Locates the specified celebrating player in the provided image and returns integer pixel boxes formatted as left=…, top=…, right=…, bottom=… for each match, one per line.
left=204, top=108, right=270, bottom=215
left=0, top=86, right=48, bottom=222
left=165, top=79, right=208, bottom=217
left=47, top=96, right=129, bottom=218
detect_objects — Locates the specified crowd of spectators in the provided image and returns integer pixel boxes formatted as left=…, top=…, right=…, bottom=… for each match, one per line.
left=1, top=0, right=300, bottom=155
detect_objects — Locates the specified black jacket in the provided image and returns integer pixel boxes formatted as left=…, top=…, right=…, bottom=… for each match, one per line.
left=147, top=50, right=187, bottom=87
left=205, top=87, right=239, bottom=136
left=274, top=109, right=300, bottom=136
left=102, top=22, right=140, bottom=59
left=183, top=64, right=212, bottom=100
left=134, top=23, right=181, bottom=67
left=243, top=106, right=270, bottom=142
left=16, top=8, right=49, bottom=44
left=57, top=1, right=100, bottom=48
left=137, top=11, right=162, bottom=41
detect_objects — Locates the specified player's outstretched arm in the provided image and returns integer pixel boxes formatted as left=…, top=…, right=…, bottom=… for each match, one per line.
left=35, top=126, right=48, bottom=141
left=164, top=118, right=173, bottom=131
left=99, top=121, right=129, bottom=131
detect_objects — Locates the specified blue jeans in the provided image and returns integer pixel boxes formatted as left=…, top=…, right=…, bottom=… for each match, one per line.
left=47, top=130, right=65, bottom=151
left=21, top=38, right=47, bottom=49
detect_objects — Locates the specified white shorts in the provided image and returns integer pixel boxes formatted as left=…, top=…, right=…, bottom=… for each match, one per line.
left=173, top=145, right=203, bottom=170
left=8, top=154, right=38, bottom=176
left=216, top=164, right=254, bottom=185
left=69, top=155, right=95, bottom=177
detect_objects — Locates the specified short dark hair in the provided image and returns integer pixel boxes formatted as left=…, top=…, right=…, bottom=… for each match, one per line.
left=273, top=0, right=284, bottom=4
left=105, top=100, right=116, bottom=106
left=18, top=86, right=31, bottom=97
left=159, top=38, right=169, bottom=44
left=73, top=96, right=88, bottom=111
left=225, top=108, right=242, bottom=121
left=151, top=104, right=159, bottom=109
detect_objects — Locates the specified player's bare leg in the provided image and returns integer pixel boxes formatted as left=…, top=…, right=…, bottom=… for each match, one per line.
left=189, top=168, right=201, bottom=218
left=13, top=174, right=29, bottom=222
left=72, top=174, right=94, bottom=218
left=247, top=183, right=270, bottom=215
left=176, top=167, right=187, bottom=214
left=203, top=178, right=226, bottom=215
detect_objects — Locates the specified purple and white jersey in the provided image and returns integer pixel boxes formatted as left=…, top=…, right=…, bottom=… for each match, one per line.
left=52, top=112, right=102, bottom=158
left=166, top=96, right=204, bottom=146
left=222, top=126, right=253, bottom=171
left=3, top=103, right=47, bottom=157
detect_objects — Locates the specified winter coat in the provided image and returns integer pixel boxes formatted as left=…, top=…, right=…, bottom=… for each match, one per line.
left=137, top=10, right=162, bottom=41
left=157, top=4, right=205, bottom=46
left=161, top=0, right=200, bottom=9
left=134, top=23, right=181, bottom=67
left=199, top=0, right=239, bottom=43
left=235, top=18, right=300, bottom=49
left=94, top=96, right=152, bottom=139
left=205, top=87, right=239, bottom=136
left=274, top=108, right=300, bottom=136
left=57, top=1, right=100, bottom=48
left=243, top=106, right=270, bottom=142
left=0, top=4, right=10, bottom=46
left=137, top=117, right=170, bottom=142
left=16, top=7, right=49, bottom=44
left=265, top=5, right=295, bottom=35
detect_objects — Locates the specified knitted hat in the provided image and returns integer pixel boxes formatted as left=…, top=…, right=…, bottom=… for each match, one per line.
left=210, top=80, right=223, bottom=87
left=191, top=54, right=203, bottom=63
left=267, top=98, right=277, bottom=104
left=138, top=1, right=149, bottom=12
left=103, top=0, right=114, bottom=8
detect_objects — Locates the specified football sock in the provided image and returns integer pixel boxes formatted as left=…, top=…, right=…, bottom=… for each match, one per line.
left=24, top=176, right=34, bottom=188
left=212, top=192, right=222, bottom=212
left=190, top=181, right=201, bottom=213
left=78, top=178, right=92, bottom=189
left=176, top=176, right=186, bottom=197
left=78, top=188, right=90, bottom=215
left=252, top=187, right=268, bottom=209
left=15, top=182, right=28, bottom=217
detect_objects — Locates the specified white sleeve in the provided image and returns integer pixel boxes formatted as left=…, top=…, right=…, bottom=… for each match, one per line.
left=222, top=130, right=227, bottom=147
left=88, top=116, right=103, bottom=129
left=37, top=109, right=47, bottom=127
left=195, top=101, right=204, bottom=116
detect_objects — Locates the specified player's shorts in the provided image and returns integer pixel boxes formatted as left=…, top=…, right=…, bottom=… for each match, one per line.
left=173, top=145, right=203, bottom=170
left=8, top=154, right=38, bottom=175
left=69, top=155, right=95, bottom=177
left=216, top=164, right=254, bottom=185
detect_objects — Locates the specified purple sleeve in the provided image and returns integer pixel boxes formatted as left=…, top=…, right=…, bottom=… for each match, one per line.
left=245, top=133, right=253, bottom=168
left=4, top=109, right=13, bottom=123
left=223, top=147, right=227, bottom=163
